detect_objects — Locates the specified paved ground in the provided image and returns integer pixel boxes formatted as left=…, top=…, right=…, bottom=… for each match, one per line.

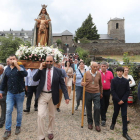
left=0, top=93, right=140, bottom=140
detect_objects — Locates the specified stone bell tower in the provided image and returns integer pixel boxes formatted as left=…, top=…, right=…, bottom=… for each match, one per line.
left=108, top=17, right=125, bottom=43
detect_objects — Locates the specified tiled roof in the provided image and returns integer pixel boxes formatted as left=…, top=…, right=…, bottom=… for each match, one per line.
left=2, top=30, right=33, bottom=36
left=52, top=30, right=73, bottom=36
left=52, top=33, right=62, bottom=36
left=0, top=30, right=113, bottom=40
left=53, top=30, right=73, bottom=37
left=61, top=30, right=73, bottom=36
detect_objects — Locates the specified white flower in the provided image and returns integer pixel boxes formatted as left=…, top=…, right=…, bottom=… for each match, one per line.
left=16, top=45, right=63, bottom=62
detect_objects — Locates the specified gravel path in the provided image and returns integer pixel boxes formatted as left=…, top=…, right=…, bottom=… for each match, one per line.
left=0, top=93, right=140, bottom=140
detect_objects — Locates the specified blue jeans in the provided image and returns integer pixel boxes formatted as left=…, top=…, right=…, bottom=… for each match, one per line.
left=5, top=91, right=25, bottom=131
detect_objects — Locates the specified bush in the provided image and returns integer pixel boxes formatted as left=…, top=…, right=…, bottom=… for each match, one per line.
left=56, top=39, right=62, bottom=46
left=76, top=47, right=90, bottom=65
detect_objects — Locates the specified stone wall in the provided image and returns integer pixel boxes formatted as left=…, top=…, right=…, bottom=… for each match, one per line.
left=61, top=35, right=73, bottom=47
left=53, top=35, right=73, bottom=48
left=89, top=39, right=121, bottom=43
left=77, top=43, right=140, bottom=55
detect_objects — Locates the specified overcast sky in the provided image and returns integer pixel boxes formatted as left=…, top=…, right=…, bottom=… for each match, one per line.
left=0, top=0, right=140, bottom=43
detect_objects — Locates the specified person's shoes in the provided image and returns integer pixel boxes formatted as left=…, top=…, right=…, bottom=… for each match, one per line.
left=127, top=121, right=130, bottom=124
left=95, top=126, right=101, bottom=132
left=3, top=130, right=11, bottom=139
left=101, top=120, right=106, bottom=127
left=48, top=134, right=54, bottom=140
left=41, top=138, right=45, bottom=140
left=75, top=106, right=78, bottom=110
left=15, top=126, right=21, bottom=135
left=123, top=133, right=132, bottom=140
left=0, top=123, right=4, bottom=128
left=88, top=124, right=93, bottom=130
left=23, top=109, right=30, bottom=112
left=34, top=108, right=38, bottom=111
left=57, top=108, right=61, bottom=112
left=110, top=124, right=115, bottom=130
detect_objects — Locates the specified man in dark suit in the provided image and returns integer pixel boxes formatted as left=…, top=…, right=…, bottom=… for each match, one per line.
left=110, top=67, right=132, bottom=140
left=33, top=55, right=69, bottom=140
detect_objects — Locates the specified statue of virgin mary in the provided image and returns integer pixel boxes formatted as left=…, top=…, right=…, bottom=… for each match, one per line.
left=33, top=5, right=52, bottom=46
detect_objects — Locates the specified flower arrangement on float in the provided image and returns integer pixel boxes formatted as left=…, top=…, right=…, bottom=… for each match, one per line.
left=15, top=45, right=63, bottom=68
left=16, top=45, right=63, bottom=62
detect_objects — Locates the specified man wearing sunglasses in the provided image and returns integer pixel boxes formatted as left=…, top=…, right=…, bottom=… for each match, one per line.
left=33, top=55, right=69, bottom=140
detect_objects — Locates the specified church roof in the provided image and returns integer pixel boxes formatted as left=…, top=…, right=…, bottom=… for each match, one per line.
left=99, top=34, right=113, bottom=40
left=110, top=17, right=124, bottom=21
left=52, top=33, right=62, bottom=36
left=61, top=30, right=73, bottom=36
left=53, top=30, right=73, bottom=37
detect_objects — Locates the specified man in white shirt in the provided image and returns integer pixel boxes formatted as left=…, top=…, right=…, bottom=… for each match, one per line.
left=24, top=69, right=39, bottom=112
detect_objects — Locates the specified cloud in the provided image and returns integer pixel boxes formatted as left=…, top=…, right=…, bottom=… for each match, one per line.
left=0, top=0, right=140, bottom=42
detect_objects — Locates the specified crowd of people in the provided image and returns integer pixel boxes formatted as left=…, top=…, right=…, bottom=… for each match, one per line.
left=0, top=53, right=137, bottom=140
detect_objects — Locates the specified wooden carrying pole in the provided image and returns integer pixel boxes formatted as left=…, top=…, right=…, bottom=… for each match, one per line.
left=72, top=74, right=76, bottom=115
left=81, top=73, right=86, bottom=128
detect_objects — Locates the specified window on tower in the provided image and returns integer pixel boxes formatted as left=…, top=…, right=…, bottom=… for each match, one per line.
left=116, top=23, right=119, bottom=29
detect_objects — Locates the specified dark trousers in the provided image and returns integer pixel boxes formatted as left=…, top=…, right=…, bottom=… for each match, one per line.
left=0, top=101, right=6, bottom=125
left=76, top=86, right=83, bottom=106
left=112, top=101, right=128, bottom=135
left=85, top=92, right=100, bottom=126
left=100, top=89, right=110, bottom=121
left=26, top=86, right=38, bottom=110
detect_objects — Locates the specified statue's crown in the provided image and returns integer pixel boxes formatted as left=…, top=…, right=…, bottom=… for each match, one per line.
left=41, top=4, right=47, bottom=9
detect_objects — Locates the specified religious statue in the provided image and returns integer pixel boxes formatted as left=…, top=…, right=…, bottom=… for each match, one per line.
left=33, top=4, right=52, bottom=46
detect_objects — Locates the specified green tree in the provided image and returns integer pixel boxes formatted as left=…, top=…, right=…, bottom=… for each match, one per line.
left=75, top=14, right=99, bottom=40
left=0, top=35, right=24, bottom=62
left=80, top=37, right=91, bottom=43
left=56, top=39, right=62, bottom=46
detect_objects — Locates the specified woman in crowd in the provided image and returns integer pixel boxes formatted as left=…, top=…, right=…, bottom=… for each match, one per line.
left=123, top=66, right=136, bottom=123
left=73, top=61, right=86, bottom=114
left=64, top=61, right=73, bottom=99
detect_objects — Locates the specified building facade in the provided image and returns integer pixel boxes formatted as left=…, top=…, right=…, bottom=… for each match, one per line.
left=108, top=17, right=125, bottom=43
left=0, top=17, right=125, bottom=47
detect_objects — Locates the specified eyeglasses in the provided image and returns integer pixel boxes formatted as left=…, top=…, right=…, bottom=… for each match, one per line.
left=46, top=61, right=53, bottom=63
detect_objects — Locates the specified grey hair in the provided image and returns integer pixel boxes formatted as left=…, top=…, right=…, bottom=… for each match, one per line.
left=0, top=64, right=4, bottom=69
left=46, top=55, right=54, bottom=60
left=6, top=57, right=9, bottom=61
left=90, top=61, right=98, bottom=66
left=100, top=61, right=108, bottom=66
